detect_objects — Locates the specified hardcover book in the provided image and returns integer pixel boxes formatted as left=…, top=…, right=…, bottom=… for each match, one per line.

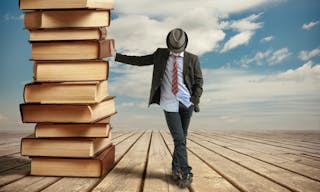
left=24, top=81, right=108, bottom=104
left=20, top=96, right=116, bottom=123
left=20, top=0, right=114, bottom=10
left=29, top=27, right=107, bottom=41
left=33, top=60, right=109, bottom=82
left=24, top=10, right=110, bottom=29
left=21, top=134, right=112, bottom=158
left=31, top=39, right=114, bottom=60
left=30, top=144, right=115, bottom=177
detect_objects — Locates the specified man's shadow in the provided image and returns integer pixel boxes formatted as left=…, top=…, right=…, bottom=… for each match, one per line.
left=0, top=154, right=30, bottom=175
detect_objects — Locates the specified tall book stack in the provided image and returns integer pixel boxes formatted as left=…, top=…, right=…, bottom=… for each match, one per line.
left=19, top=0, right=116, bottom=177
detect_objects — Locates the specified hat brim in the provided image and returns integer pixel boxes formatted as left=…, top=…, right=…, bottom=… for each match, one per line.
left=166, top=31, right=188, bottom=52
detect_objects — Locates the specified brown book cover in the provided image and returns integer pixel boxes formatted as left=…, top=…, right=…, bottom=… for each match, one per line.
left=20, top=96, right=116, bottom=123
left=24, top=81, right=108, bottom=104
left=31, top=39, right=114, bottom=60
left=35, top=119, right=112, bottom=138
left=24, top=10, right=110, bottom=29
left=33, top=60, right=109, bottom=82
left=29, top=27, right=107, bottom=42
left=21, top=134, right=112, bottom=158
left=30, top=144, right=115, bottom=177
left=20, top=0, right=114, bottom=10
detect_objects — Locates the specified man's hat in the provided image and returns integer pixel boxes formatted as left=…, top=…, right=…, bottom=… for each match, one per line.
left=166, top=28, right=188, bottom=53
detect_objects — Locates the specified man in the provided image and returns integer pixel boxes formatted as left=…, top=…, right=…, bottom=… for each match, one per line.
left=115, top=28, right=203, bottom=188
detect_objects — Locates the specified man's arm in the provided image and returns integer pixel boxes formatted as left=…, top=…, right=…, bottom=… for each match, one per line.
left=190, top=56, right=203, bottom=106
left=115, top=51, right=154, bottom=66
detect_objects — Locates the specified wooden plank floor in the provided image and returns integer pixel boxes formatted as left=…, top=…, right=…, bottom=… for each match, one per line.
left=0, top=130, right=319, bottom=192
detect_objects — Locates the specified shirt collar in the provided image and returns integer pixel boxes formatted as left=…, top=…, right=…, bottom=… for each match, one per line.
left=170, top=51, right=184, bottom=58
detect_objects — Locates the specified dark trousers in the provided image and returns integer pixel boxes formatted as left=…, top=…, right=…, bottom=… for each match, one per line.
left=164, top=102, right=194, bottom=175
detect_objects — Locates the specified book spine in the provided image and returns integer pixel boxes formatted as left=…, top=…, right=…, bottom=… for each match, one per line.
left=98, top=39, right=114, bottom=59
left=106, top=61, right=110, bottom=80
left=100, top=144, right=115, bottom=176
left=24, top=11, right=41, bottom=29
left=99, top=27, right=107, bottom=40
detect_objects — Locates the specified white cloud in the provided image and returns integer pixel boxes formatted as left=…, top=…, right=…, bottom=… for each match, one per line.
left=221, top=31, right=254, bottom=53
left=239, top=50, right=271, bottom=68
left=298, top=48, right=320, bottom=61
left=110, top=13, right=225, bottom=55
left=302, top=20, right=320, bottom=30
left=237, top=48, right=290, bottom=67
left=262, top=61, right=320, bottom=82
left=109, top=62, right=320, bottom=130
left=220, top=13, right=263, bottom=52
left=110, top=0, right=282, bottom=55
left=109, top=63, right=153, bottom=99
left=205, top=62, right=319, bottom=104
left=267, top=48, right=291, bottom=65
left=114, top=0, right=280, bottom=18
left=222, top=13, right=264, bottom=32
left=260, top=35, right=273, bottom=43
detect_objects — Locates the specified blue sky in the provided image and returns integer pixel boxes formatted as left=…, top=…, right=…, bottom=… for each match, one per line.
left=0, top=0, right=319, bottom=130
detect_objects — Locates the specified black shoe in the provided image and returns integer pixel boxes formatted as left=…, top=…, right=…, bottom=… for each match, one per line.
left=178, top=172, right=193, bottom=188
left=171, top=170, right=181, bottom=181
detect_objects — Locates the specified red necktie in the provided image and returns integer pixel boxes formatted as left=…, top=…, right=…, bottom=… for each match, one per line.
left=172, top=56, right=178, bottom=95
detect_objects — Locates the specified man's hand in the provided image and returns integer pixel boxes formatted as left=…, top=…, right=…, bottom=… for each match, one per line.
left=194, top=105, right=200, bottom=113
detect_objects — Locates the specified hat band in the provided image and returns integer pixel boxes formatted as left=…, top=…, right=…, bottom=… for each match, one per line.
left=171, top=41, right=185, bottom=49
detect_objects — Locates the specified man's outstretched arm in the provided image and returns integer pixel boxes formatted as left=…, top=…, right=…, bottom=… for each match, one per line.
left=115, top=51, right=154, bottom=66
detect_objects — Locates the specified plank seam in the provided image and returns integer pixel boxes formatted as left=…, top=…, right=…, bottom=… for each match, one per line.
left=188, top=137, right=299, bottom=192
left=39, top=132, right=143, bottom=192
left=87, top=131, right=146, bottom=192
left=0, top=163, right=30, bottom=188
left=0, top=161, right=30, bottom=174
left=192, top=133, right=320, bottom=182
left=197, top=132, right=320, bottom=162
left=140, top=131, right=153, bottom=192
left=214, top=132, right=320, bottom=151
left=32, top=177, right=63, bottom=192
left=206, top=132, right=320, bottom=156
left=211, top=131, right=320, bottom=147
left=113, top=132, right=137, bottom=146
left=112, top=131, right=133, bottom=140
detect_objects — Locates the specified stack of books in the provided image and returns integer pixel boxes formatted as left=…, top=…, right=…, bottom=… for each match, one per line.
left=19, top=0, right=116, bottom=177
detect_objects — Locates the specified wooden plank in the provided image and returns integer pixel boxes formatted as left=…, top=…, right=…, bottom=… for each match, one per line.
left=0, top=131, right=126, bottom=174
left=192, top=132, right=320, bottom=180
left=0, top=131, right=128, bottom=191
left=0, top=164, right=30, bottom=187
left=204, top=133, right=320, bottom=158
left=0, top=176, right=60, bottom=192
left=224, top=130, right=320, bottom=145
left=92, top=131, right=152, bottom=192
left=188, top=134, right=320, bottom=192
left=194, top=132, right=320, bottom=169
left=143, top=131, right=186, bottom=192
left=161, top=132, right=240, bottom=192
left=40, top=132, right=144, bottom=192
left=177, top=131, right=292, bottom=192
left=0, top=154, right=29, bottom=173
left=216, top=131, right=320, bottom=150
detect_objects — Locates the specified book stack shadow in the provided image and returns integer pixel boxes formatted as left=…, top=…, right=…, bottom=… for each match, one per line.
left=19, top=0, right=116, bottom=177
